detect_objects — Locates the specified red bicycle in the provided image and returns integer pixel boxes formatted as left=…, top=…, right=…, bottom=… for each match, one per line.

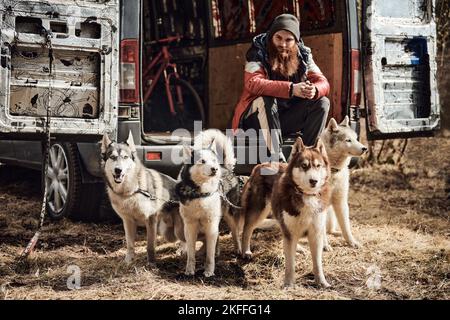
left=142, top=35, right=205, bottom=131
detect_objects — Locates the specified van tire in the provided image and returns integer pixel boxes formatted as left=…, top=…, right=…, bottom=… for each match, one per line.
left=43, top=143, right=103, bottom=221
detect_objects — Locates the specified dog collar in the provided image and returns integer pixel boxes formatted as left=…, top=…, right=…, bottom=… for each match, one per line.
left=303, top=191, right=319, bottom=197
left=105, top=179, right=157, bottom=200
left=175, top=183, right=219, bottom=204
left=134, top=189, right=157, bottom=199
left=293, top=186, right=319, bottom=197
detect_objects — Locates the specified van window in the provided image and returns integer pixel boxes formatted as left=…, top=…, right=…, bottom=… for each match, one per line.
left=147, top=0, right=206, bottom=45
left=252, top=0, right=295, bottom=35
left=211, top=0, right=252, bottom=41
left=378, top=0, right=429, bottom=22
left=211, top=0, right=337, bottom=42
left=298, top=0, right=335, bottom=30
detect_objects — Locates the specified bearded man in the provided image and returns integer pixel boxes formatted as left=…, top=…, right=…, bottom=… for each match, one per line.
left=231, top=14, right=330, bottom=161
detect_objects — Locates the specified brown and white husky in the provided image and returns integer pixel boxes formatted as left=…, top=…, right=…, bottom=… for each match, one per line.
left=240, top=138, right=332, bottom=288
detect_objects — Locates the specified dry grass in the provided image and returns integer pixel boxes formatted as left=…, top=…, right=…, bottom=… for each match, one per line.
left=0, top=136, right=449, bottom=300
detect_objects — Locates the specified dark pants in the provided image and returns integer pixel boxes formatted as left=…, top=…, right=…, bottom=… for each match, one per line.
left=278, top=96, right=330, bottom=146
left=242, top=96, right=330, bottom=151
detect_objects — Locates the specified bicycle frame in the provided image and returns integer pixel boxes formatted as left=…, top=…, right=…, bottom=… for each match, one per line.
left=143, top=44, right=184, bottom=116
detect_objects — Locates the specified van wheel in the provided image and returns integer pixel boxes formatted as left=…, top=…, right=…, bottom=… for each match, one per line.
left=43, top=143, right=75, bottom=220
left=43, top=143, right=102, bottom=221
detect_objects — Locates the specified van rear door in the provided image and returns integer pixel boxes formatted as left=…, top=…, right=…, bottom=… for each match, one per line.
left=362, top=0, right=440, bottom=139
left=0, top=0, right=119, bottom=139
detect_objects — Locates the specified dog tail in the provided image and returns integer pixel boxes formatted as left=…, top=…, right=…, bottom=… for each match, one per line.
left=257, top=219, right=279, bottom=230
left=194, top=129, right=236, bottom=171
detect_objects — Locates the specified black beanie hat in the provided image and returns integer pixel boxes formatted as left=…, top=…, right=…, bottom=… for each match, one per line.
left=268, top=14, right=300, bottom=42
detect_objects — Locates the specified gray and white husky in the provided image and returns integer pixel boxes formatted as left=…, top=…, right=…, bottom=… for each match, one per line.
left=176, top=129, right=241, bottom=277
left=101, top=132, right=183, bottom=264
left=320, top=116, right=368, bottom=249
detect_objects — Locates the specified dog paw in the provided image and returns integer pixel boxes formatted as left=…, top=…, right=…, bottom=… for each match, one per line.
left=329, top=231, right=342, bottom=237
left=348, top=240, right=362, bottom=249
left=316, top=280, right=331, bottom=289
left=204, top=270, right=215, bottom=278
left=185, top=269, right=195, bottom=276
left=176, top=247, right=187, bottom=257
left=124, top=254, right=135, bottom=265
left=323, top=244, right=333, bottom=252
left=242, top=251, right=253, bottom=260
left=296, top=244, right=308, bottom=255
left=283, top=283, right=296, bottom=290
left=176, top=242, right=187, bottom=256
left=196, top=244, right=206, bottom=256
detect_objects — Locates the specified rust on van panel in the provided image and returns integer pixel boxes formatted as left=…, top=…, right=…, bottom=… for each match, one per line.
left=0, top=0, right=119, bottom=136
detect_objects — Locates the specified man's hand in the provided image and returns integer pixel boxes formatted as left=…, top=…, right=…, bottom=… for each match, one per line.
left=292, top=81, right=317, bottom=100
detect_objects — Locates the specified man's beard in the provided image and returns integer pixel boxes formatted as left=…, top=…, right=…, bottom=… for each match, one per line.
left=268, top=41, right=299, bottom=79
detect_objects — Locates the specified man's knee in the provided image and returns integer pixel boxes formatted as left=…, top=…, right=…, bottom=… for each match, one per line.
left=315, top=96, right=330, bottom=115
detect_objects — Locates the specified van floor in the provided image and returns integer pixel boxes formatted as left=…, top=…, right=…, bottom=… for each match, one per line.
left=0, top=135, right=449, bottom=299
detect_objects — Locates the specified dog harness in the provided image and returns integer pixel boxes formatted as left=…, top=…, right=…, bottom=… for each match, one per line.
left=175, top=181, right=219, bottom=205
left=104, top=178, right=155, bottom=199
left=104, top=178, right=181, bottom=206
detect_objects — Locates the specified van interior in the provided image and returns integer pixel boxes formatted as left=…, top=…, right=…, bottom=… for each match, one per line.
left=141, top=0, right=351, bottom=141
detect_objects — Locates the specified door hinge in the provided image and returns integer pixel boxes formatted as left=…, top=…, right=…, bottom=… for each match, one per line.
left=1, top=47, right=11, bottom=69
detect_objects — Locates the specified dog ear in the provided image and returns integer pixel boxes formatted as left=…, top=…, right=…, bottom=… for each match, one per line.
left=327, top=118, right=339, bottom=132
left=291, top=137, right=306, bottom=156
left=183, top=144, right=193, bottom=159
left=208, top=138, right=217, bottom=154
left=340, top=116, right=350, bottom=127
left=101, top=134, right=112, bottom=160
left=101, top=134, right=112, bottom=153
left=126, top=131, right=137, bottom=153
left=125, top=131, right=137, bottom=161
left=314, top=138, right=328, bottom=158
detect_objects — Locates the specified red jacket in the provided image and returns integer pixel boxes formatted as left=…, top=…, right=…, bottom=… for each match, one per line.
left=231, top=34, right=330, bottom=132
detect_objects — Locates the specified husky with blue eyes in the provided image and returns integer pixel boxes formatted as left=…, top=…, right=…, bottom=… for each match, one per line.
left=176, top=129, right=241, bottom=277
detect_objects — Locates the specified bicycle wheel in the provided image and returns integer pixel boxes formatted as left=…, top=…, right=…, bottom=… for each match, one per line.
left=169, top=77, right=206, bottom=131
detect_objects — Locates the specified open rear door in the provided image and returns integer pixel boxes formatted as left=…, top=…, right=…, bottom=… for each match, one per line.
left=0, top=0, right=119, bottom=139
left=362, top=0, right=440, bottom=139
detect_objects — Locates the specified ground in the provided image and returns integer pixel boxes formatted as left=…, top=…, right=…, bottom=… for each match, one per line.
left=0, top=135, right=449, bottom=300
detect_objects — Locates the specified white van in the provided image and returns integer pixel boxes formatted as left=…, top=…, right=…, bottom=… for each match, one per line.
left=0, top=0, right=441, bottom=220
